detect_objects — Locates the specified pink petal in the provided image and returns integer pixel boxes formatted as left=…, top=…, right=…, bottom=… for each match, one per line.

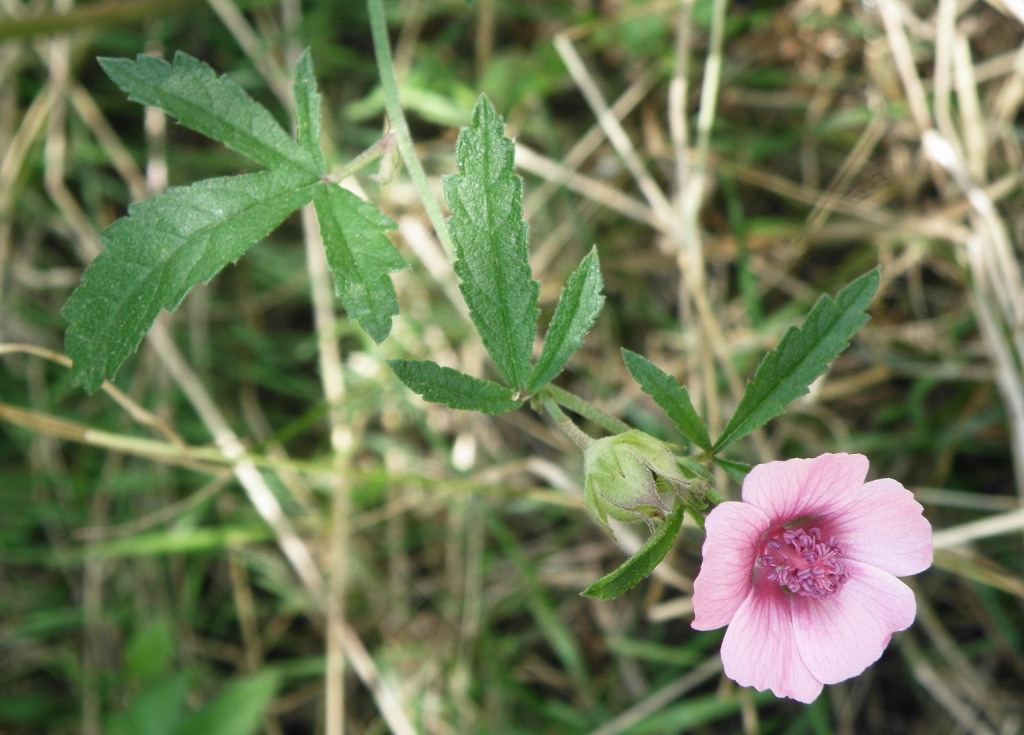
left=692, top=501, right=771, bottom=630
left=741, top=453, right=869, bottom=522
left=792, top=560, right=916, bottom=685
left=720, top=585, right=824, bottom=703
left=825, top=478, right=933, bottom=577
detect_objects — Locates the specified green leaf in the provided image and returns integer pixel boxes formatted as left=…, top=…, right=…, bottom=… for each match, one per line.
left=98, top=52, right=317, bottom=175
left=621, top=349, right=712, bottom=451
left=580, top=503, right=685, bottom=600
left=713, top=456, right=752, bottom=484
left=526, top=246, right=604, bottom=393
left=124, top=619, right=175, bottom=682
left=104, top=672, right=189, bottom=735
left=292, top=48, right=326, bottom=172
left=388, top=359, right=524, bottom=414
left=313, top=185, right=405, bottom=343
left=176, top=671, right=280, bottom=735
left=64, top=168, right=318, bottom=392
left=444, top=94, right=539, bottom=390
left=714, top=267, right=880, bottom=450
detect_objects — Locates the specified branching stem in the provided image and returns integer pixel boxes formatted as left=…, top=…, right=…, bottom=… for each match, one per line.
left=546, top=384, right=631, bottom=436
left=539, top=391, right=594, bottom=451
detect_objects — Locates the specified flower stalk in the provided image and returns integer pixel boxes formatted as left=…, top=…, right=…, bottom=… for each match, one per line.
left=539, top=391, right=593, bottom=450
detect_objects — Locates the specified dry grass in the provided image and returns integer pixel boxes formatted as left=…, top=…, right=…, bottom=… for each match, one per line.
left=1, top=0, right=1023, bottom=733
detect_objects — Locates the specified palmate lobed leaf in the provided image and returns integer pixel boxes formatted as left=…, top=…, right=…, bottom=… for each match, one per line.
left=66, top=49, right=413, bottom=391
left=714, top=267, right=881, bottom=451
left=444, top=94, right=539, bottom=391
left=98, top=52, right=320, bottom=175
left=391, top=99, right=602, bottom=411
left=313, top=185, right=405, bottom=344
left=64, top=168, right=319, bottom=392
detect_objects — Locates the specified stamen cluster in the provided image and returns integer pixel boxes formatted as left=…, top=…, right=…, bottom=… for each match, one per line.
left=761, top=527, right=848, bottom=598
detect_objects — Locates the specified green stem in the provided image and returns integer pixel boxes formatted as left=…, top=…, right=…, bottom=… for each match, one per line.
left=366, top=0, right=454, bottom=258
left=539, top=392, right=594, bottom=451
left=546, top=384, right=631, bottom=436
left=327, top=134, right=393, bottom=183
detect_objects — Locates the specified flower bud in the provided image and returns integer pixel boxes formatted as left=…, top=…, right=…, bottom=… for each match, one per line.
left=582, top=430, right=687, bottom=536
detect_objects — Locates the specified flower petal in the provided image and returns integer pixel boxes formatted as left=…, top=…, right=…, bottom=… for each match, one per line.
left=742, top=453, right=869, bottom=521
left=793, top=560, right=916, bottom=685
left=826, top=479, right=933, bottom=577
left=720, top=585, right=824, bottom=703
left=692, top=501, right=771, bottom=630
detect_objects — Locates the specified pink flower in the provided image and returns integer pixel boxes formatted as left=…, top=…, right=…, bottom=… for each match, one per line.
left=691, top=453, right=932, bottom=703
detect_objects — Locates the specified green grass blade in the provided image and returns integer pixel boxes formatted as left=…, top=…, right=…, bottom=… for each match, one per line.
left=64, top=168, right=318, bottom=392
left=443, top=94, right=539, bottom=390
left=714, top=267, right=880, bottom=451
left=313, top=184, right=405, bottom=343
left=487, top=514, right=598, bottom=704
left=580, top=503, right=685, bottom=600
left=292, top=48, right=326, bottom=173
left=631, top=692, right=770, bottom=733
left=388, top=359, right=524, bottom=414
left=621, top=348, right=712, bottom=451
left=99, top=52, right=317, bottom=174
left=527, top=246, right=604, bottom=393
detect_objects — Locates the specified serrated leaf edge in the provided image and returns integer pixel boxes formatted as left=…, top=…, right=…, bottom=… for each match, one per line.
left=620, top=348, right=712, bottom=451
left=713, top=268, right=880, bottom=450
left=526, top=247, right=604, bottom=393
left=580, top=504, right=686, bottom=600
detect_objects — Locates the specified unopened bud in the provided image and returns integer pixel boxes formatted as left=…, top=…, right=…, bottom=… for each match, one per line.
left=582, top=430, right=687, bottom=536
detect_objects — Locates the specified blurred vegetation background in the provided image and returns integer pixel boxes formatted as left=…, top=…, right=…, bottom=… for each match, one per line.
left=2, top=0, right=1023, bottom=733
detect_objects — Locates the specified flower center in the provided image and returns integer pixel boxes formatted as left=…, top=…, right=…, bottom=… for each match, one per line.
left=760, top=526, right=848, bottom=598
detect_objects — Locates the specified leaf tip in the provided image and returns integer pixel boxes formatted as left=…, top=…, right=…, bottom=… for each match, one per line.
left=362, top=320, right=393, bottom=345
left=472, top=92, right=498, bottom=118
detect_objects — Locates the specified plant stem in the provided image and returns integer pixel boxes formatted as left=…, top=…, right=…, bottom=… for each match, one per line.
left=546, top=384, right=631, bottom=436
left=327, top=133, right=393, bottom=183
left=539, top=391, right=594, bottom=451
left=366, top=0, right=454, bottom=258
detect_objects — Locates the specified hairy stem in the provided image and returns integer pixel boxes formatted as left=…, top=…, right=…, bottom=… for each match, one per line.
left=539, top=391, right=594, bottom=451
left=546, top=384, right=631, bottom=436
left=366, top=0, right=454, bottom=257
